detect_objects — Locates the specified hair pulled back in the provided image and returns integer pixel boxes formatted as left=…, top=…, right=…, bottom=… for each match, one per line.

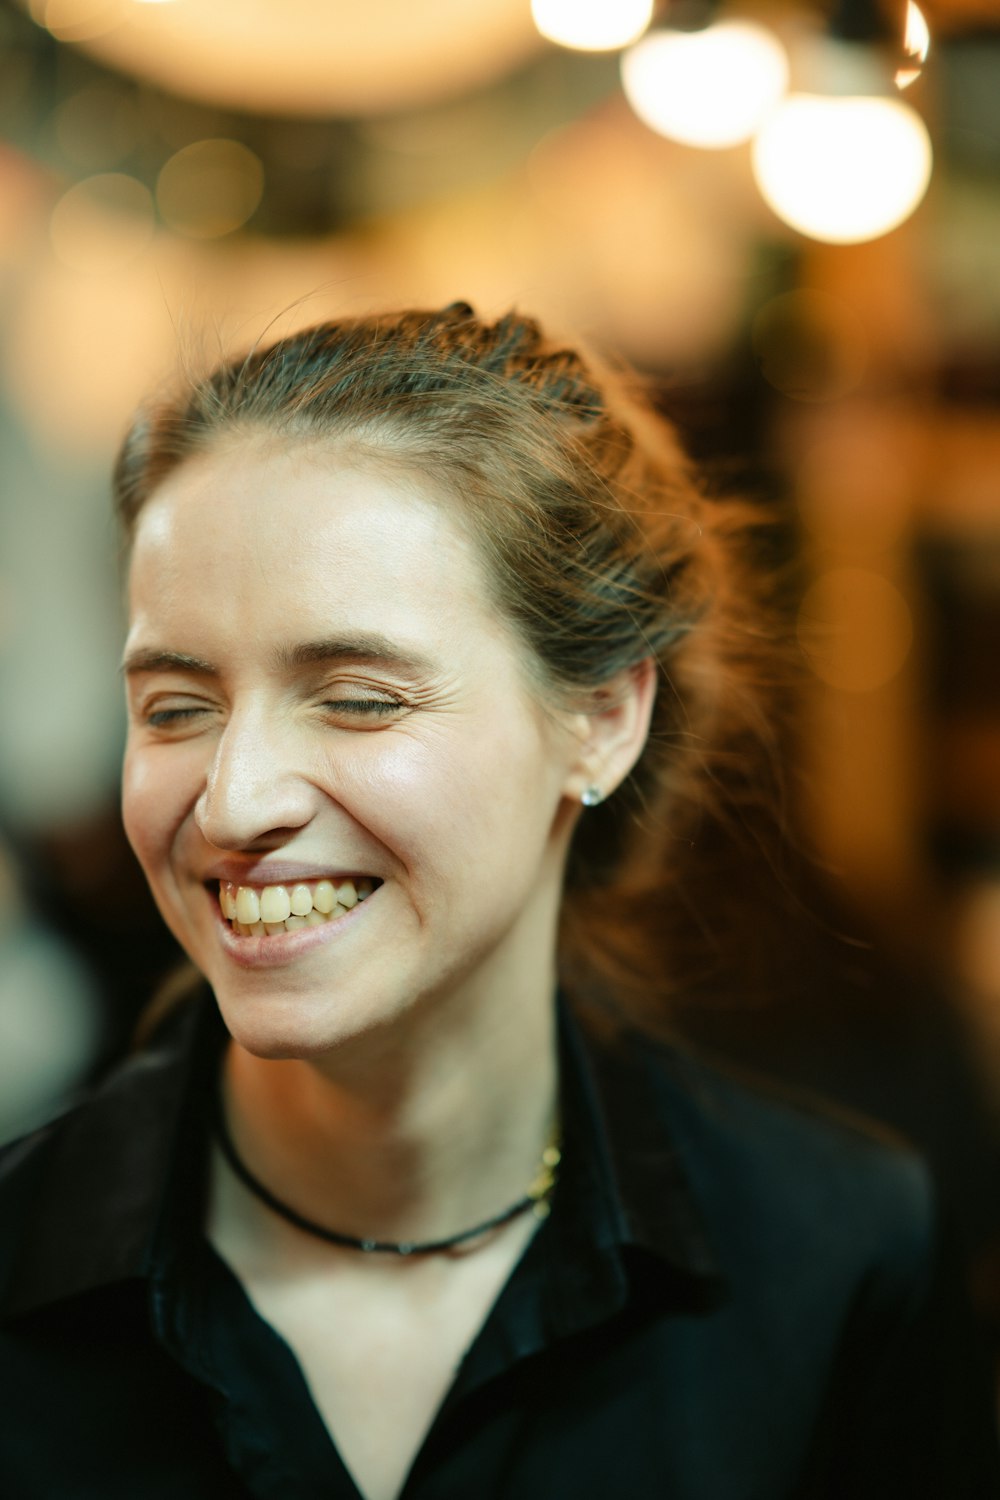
left=115, top=303, right=783, bottom=1022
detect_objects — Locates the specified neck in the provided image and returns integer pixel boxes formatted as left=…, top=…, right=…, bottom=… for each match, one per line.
left=219, top=969, right=560, bottom=1250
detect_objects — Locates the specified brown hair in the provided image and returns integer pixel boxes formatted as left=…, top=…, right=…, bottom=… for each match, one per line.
left=115, top=302, right=785, bottom=1024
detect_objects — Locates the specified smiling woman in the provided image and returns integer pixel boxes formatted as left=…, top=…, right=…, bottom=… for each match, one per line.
left=119, top=434, right=612, bottom=1069
left=0, top=304, right=997, bottom=1499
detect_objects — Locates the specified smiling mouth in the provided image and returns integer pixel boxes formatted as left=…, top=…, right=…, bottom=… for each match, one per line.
left=218, top=877, right=380, bottom=936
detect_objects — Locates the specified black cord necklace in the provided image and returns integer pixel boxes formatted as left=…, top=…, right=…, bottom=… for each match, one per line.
left=213, top=1098, right=561, bottom=1256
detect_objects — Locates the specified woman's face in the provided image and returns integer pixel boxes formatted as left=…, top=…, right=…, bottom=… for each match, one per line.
left=122, top=434, right=588, bottom=1059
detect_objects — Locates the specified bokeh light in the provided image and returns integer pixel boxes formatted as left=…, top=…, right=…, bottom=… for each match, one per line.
left=752, top=291, right=867, bottom=402
left=797, top=567, right=914, bottom=692
left=67, top=0, right=543, bottom=116
left=621, top=21, right=788, bottom=149
left=796, top=424, right=912, bottom=555
left=752, top=94, right=933, bottom=244
left=531, top=0, right=653, bottom=53
left=49, top=173, right=154, bottom=273
left=896, top=1, right=931, bottom=90
left=156, top=139, right=264, bottom=239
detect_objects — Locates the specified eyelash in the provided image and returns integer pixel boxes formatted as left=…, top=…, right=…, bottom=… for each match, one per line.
left=140, top=697, right=404, bottom=730
left=146, top=707, right=205, bottom=727
left=322, top=698, right=403, bottom=717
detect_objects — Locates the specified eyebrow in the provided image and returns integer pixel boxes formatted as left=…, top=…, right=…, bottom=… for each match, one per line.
left=121, top=634, right=437, bottom=680
left=121, top=648, right=215, bottom=677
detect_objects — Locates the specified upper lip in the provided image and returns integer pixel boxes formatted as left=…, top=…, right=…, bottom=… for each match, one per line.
left=201, top=860, right=379, bottom=887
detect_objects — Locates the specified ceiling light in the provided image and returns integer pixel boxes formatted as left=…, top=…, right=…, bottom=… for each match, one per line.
left=752, top=94, right=932, bottom=244
left=531, top=0, right=653, bottom=53
left=621, top=20, right=788, bottom=149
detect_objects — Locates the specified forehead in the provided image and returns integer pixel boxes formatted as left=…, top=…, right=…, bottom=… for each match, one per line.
left=127, top=437, right=496, bottom=648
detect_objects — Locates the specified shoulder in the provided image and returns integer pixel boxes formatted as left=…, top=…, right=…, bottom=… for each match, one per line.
left=0, top=1000, right=197, bottom=1187
left=0, top=993, right=212, bottom=1318
left=590, top=1014, right=935, bottom=1292
left=668, top=1037, right=928, bottom=1201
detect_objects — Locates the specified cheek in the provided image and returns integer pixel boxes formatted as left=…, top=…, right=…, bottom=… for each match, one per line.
left=339, top=718, right=565, bottom=874
left=121, top=747, right=189, bottom=876
left=330, top=737, right=470, bottom=859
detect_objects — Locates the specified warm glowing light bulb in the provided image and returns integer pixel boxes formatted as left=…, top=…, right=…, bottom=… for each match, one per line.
left=531, top=0, right=653, bottom=53
left=621, top=21, right=788, bottom=148
left=896, top=1, right=930, bottom=89
left=752, top=94, right=932, bottom=243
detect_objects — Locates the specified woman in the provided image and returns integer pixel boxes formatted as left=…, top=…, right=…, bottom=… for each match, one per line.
left=0, top=304, right=996, bottom=1498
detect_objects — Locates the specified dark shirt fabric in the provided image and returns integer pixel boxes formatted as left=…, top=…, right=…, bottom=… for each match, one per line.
left=0, top=989, right=997, bottom=1500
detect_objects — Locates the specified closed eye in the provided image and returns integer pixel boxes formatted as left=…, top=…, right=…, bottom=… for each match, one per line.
left=322, top=699, right=404, bottom=717
left=145, top=707, right=208, bottom=727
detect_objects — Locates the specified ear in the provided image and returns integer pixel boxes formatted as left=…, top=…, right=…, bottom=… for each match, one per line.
left=562, top=658, right=657, bottom=805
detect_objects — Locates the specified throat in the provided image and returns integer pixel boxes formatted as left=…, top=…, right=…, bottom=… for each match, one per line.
left=218, top=999, right=560, bottom=1260
left=213, top=1078, right=560, bottom=1255
left=207, top=1175, right=545, bottom=1500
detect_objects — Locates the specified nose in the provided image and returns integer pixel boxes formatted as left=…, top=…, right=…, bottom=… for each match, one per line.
left=194, top=706, right=317, bottom=852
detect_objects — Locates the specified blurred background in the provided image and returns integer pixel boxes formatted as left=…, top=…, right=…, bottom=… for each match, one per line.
left=0, top=0, right=998, bottom=1340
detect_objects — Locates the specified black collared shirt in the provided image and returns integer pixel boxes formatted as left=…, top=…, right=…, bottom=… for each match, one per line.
left=1, top=990, right=997, bottom=1499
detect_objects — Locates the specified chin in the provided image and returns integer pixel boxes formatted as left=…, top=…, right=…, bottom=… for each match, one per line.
left=211, top=982, right=391, bottom=1063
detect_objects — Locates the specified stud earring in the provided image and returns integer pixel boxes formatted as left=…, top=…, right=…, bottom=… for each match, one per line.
left=581, top=785, right=604, bottom=807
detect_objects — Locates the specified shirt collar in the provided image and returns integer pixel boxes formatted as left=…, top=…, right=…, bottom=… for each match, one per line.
left=558, top=998, right=722, bottom=1287
left=0, top=987, right=723, bottom=1321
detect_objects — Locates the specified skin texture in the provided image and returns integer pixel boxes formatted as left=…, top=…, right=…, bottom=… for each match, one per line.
left=124, top=434, right=594, bottom=1066
left=121, top=432, right=656, bottom=1500
left=122, top=429, right=654, bottom=1202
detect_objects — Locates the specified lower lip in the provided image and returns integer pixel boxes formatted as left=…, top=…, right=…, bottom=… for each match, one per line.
left=212, top=890, right=375, bottom=969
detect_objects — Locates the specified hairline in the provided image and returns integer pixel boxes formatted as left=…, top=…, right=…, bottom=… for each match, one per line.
left=117, top=417, right=602, bottom=723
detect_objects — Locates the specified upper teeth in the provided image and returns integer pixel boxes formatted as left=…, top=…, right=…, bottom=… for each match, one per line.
left=220, top=877, right=374, bottom=929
